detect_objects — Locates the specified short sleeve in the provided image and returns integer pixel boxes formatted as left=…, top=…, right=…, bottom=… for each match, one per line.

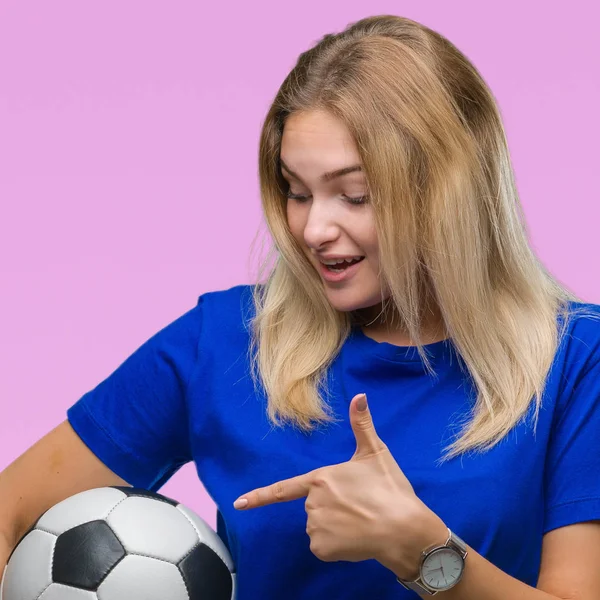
left=66, top=296, right=204, bottom=492
left=544, top=355, right=600, bottom=533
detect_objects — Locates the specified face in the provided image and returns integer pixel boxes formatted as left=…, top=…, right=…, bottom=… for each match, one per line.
left=282, top=110, right=388, bottom=313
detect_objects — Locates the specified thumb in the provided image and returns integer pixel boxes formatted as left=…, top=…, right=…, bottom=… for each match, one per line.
left=350, top=393, right=388, bottom=459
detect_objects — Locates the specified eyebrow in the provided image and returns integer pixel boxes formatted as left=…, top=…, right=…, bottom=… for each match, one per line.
left=279, top=159, right=363, bottom=183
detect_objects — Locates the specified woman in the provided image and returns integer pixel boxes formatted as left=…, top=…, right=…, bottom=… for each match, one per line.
left=1, top=14, right=599, bottom=599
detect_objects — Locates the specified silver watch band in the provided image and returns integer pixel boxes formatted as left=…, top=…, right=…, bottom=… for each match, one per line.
left=396, top=528, right=468, bottom=595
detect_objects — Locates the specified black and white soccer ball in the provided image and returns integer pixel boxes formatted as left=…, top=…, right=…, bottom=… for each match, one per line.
left=0, top=486, right=236, bottom=600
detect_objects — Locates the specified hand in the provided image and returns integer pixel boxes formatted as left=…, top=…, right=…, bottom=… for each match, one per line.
left=233, top=393, right=447, bottom=578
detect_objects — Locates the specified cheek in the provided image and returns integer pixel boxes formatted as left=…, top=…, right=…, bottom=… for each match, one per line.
left=359, top=220, right=379, bottom=259
left=286, top=203, right=305, bottom=240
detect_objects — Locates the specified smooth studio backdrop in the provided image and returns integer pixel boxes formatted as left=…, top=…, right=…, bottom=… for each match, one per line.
left=0, top=1, right=598, bottom=528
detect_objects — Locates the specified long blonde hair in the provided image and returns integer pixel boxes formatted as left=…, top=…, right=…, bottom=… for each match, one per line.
left=247, top=14, right=589, bottom=459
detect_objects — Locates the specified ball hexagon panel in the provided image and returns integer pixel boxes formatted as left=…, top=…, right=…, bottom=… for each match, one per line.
left=1, top=529, right=56, bottom=600
left=36, top=488, right=127, bottom=536
left=106, top=496, right=198, bottom=563
left=96, top=555, right=189, bottom=600
left=53, top=520, right=126, bottom=590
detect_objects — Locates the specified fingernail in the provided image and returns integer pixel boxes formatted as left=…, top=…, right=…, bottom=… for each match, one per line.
left=357, top=394, right=368, bottom=412
left=233, top=497, right=248, bottom=509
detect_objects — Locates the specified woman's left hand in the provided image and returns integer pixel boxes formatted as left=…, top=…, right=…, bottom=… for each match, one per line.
left=233, top=393, right=448, bottom=579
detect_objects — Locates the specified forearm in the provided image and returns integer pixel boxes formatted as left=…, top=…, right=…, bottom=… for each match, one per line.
left=402, top=545, right=562, bottom=600
left=381, top=506, right=567, bottom=600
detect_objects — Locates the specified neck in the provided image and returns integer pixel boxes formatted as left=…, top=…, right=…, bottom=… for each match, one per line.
left=351, top=294, right=447, bottom=346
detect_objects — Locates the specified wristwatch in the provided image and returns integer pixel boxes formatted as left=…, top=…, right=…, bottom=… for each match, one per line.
left=396, top=527, right=468, bottom=595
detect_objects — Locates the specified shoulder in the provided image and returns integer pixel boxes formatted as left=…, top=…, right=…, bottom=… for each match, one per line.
left=548, top=300, right=600, bottom=419
left=197, top=283, right=257, bottom=318
left=198, top=283, right=257, bottom=308
left=558, top=300, right=600, bottom=375
left=195, top=283, right=259, bottom=338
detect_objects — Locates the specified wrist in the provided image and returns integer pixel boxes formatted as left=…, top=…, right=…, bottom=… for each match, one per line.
left=379, top=501, right=448, bottom=580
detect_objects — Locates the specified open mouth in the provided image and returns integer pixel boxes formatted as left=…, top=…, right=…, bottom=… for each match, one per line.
left=322, top=257, right=365, bottom=273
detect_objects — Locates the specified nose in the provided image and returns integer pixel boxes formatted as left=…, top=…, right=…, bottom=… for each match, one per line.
left=302, top=197, right=341, bottom=251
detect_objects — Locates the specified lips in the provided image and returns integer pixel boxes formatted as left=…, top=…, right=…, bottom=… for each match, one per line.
left=318, top=256, right=364, bottom=283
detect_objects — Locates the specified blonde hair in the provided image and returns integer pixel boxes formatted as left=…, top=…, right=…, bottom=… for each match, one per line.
left=247, top=14, right=590, bottom=459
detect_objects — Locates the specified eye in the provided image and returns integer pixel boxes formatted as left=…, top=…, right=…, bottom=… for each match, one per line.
left=344, top=195, right=369, bottom=205
left=285, top=191, right=368, bottom=206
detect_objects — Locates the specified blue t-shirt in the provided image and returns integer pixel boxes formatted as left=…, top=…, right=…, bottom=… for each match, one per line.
left=67, top=284, right=600, bottom=599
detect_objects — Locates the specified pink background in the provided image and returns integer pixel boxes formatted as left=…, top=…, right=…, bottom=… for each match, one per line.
left=0, top=1, right=598, bottom=529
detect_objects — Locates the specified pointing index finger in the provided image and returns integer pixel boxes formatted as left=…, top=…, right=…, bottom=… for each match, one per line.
left=234, top=472, right=314, bottom=509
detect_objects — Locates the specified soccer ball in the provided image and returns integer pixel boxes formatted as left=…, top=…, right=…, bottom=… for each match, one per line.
left=0, top=486, right=236, bottom=599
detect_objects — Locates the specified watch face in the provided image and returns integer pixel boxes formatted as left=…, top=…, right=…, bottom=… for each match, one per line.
left=421, top=547, right=464, bottom=591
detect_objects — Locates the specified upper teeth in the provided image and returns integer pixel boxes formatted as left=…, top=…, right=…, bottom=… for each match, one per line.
left=321, top=256, right=363, bottom=265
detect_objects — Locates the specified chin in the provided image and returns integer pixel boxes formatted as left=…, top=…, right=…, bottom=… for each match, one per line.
left=324, top=288, right=382, bottom=313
